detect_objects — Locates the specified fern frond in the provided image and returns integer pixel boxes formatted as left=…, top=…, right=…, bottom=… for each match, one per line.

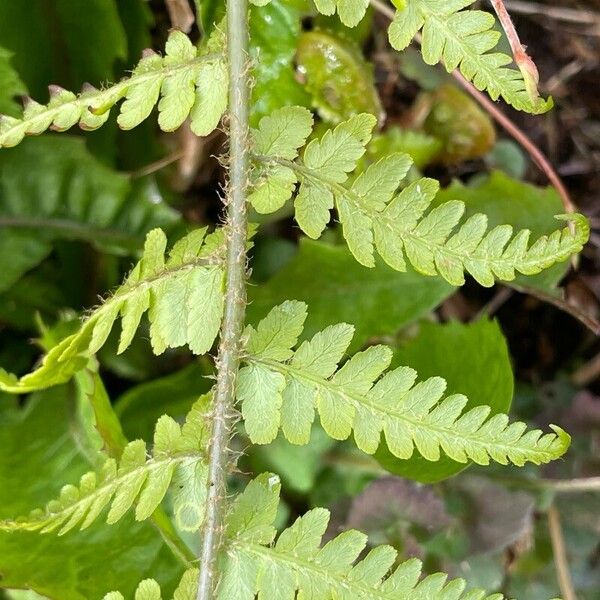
left=238, top=301, right=570, bottom=466
left=251, top=108, right=589, bottom=286
left=313, top=0, right=370, bottom=27
left=0, top=29, right=227, bottom=148
left=0, top=397, right=210, bottom=535
left=222, top=474, right=506, bottom=599
left=105, top=475, right=506, bottom=599
left=0, top=227, right=225, bottom=393
left=387, top=0, right=551, bottom=114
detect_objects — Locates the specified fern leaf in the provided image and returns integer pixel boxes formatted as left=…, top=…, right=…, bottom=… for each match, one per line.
left=0, top=29, right=227, bottom=148
left=313, top=0, right=370, bottom=27
left=0, top=228, right=225, bottom=393
left=0, top=397, right=211, bottom=535
left=105, top=475, right=506, bottom=599
left=221, top=474, right=506, bottom=599
left=251, top=108, right=589, bottom=285
left=387, top=0, right=551, bottom=114
left=239, top=301, right=571, bottom=465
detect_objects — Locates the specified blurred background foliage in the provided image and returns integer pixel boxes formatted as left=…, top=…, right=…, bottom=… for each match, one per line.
left=0, top=1, right=599, bottom=598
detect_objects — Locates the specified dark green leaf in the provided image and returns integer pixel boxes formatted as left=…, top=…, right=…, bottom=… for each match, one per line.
left=0, top=136, right=180, bottom=292
left=0, top=0, right=127, bottom=99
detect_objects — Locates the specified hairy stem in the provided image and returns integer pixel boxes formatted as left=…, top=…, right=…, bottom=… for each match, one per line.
left=196, top=0, right=250, bottom=597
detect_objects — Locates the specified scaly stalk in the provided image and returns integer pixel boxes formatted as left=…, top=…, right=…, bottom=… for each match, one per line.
left=196, top=0, right=250, bottom=597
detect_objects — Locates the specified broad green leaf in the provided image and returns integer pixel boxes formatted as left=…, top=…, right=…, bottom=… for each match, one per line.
left=0, top=136, right=180, bottom=292
left=249, top=0, right=311, bottom=124
left=0, top=0, right=127, bottom=99
left=248, top=239, right=453, bottom=352
left=296, top=31, right=382, bottom=123
left=0, top=389, right=182, bottom=599
left=375, top=319, right=514, bottom=482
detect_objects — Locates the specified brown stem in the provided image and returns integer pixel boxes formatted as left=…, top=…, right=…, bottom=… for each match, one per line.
left=548, top=505, right=578, bottom=600
left=369, top=0, right=577, bottom=214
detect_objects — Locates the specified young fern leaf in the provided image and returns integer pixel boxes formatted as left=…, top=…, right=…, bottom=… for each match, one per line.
left=387, top=0, right=551, bottom=114
left=222, top=474, right=507, bottom=599
left=238, top=301, right=570, bottom=466
left=0, top=29, right=228, bottom=147
left=105, top=475, right=507, bottom=599
left=251, top=108, right=589, bottom=287
left=0, top=397, right=211, bottom=535
left=0, top=227, right=225, bottom=393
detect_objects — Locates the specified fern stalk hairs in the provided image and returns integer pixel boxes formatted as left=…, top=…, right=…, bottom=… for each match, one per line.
left=0, top=0, right=590, bottom=599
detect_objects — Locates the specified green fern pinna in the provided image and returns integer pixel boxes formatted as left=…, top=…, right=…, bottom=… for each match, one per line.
left=0, top=0, right=588, bottom=598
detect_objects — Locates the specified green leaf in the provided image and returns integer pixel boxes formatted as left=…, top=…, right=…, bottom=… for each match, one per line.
left=0, top=0, right=127, bottom=99
left=432, top=170, right=575, bottom=290
left=0, top=47, right=26, bottom=117
left=249, top=0, right=311, bottom=124
left=0, top=389, right=182, bottom=599
left=248, top=239, right=453, bottom=352
left=252, top=111, right=588, bottom=283
left=249, top=106, right=314, bottom=213
left=0, top=396, right=210, bottom=534
left=0, top=136, right=180, bottom=292
left=296, top=113, right=377, bottom=237
left=0, top=228, right=225, bottom=393
left=295, top=30, right=382, bottom=123
left=0, top=30, right=227, bottom=147
left=218, top=475, right=508, bottom=599
left=375, top=319, right=514, bottom=482
left=387, top=0, right=552, bottom=114
left=242, top=302, right=570, bottom=468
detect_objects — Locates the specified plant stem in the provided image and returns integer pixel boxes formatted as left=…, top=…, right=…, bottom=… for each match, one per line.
left=196, top=0, right=250, bottom=597
left=548, top=505, right=578, bottom=600
left=368, top=0, right=576, bottom=214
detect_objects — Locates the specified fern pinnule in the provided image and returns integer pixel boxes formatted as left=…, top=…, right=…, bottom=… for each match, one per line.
left=0, top=29, right=227, bottom=148
left=238, top=301, right=571, bottom=466
left=0, top=397, right=211, bottom=536
left=0, top=227, right=225, bottom=394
